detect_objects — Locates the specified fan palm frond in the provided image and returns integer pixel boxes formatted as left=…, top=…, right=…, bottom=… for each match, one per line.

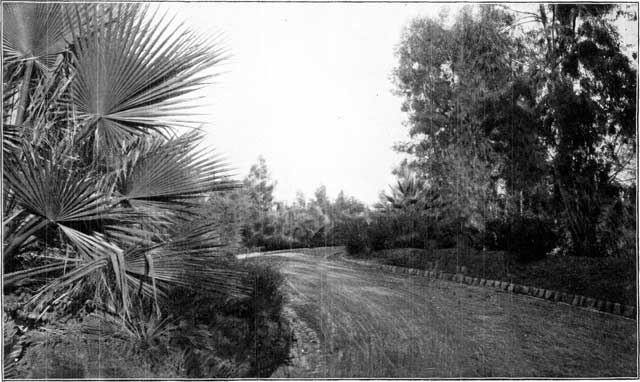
left=2, top=124, right=22, bottom=155
left=2, top=3, right=69, bottom=70
left=68, top=4, right=228, bottom=148
left=116, top=132, right=238, bottom=213
left=3, top=1, right=247, bottom=328
left=2, top=149, right=143, bottom=257
left=124, top=222, right=249, bottom=301
left=82, top=311, right=177, bottom=346
left=383, top=169, right=427, bottom=210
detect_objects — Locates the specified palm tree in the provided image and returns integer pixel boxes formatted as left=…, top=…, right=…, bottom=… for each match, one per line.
left=377, top=167, right=443, bottom=248
left=382, top=168, right=427, bottom=210
left=3, top=2, right=243, bottom=330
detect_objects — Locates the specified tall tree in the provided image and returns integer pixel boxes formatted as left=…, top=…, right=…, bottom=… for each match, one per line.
left=393, top=5, right=518, bottom=234
left=243, top=156, right=276, bottom=238
left=530, top=4, right=637, bottom=256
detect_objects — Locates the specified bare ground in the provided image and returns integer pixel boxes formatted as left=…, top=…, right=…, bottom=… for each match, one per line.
left=250, top=248, right=637, bottom=378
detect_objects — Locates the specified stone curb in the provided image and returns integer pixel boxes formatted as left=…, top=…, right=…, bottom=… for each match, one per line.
left=342, top=256, right=636, bottom=320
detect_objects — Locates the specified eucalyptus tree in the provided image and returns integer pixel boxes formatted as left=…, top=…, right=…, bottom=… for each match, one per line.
left=528, top=4, right=637, bottom=256
left=393, top=4, right=636, bottom=257
left=393, top=6, right=514, bottom=239
left=3, top=2, right=244, bottom=328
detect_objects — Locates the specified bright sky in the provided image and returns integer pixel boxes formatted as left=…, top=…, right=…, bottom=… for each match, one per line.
left=169, top=2, right=465, bottom=205
left=170, top=2, right=637, bottom=205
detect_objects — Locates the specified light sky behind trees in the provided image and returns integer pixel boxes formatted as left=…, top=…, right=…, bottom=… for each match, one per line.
left=171, top=2, right=637, bottom=205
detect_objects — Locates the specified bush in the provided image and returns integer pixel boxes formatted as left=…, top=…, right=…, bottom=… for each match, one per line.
left=261, top=235, right=306, bottom=251
left=14, top=320, right=183, bottom=379
left=246, top=233, right=306, bottom=251
left=485, top=218, right=510, bottom=250
left=387, top=233, right=424, bottom=249
left=364, top=247, right=636, bottom=306
left=162, top=263, right=292, bottom=378
left=11, top=262, right=293, bottom=379
left=226, top=264, right=292, bottom=376
left=485, top=215, right=556, bottom=262
left=429, top=217, right=474, bottom=249
left=338, top=218, right=370, bottom=255
left=595, top=193, right=635, bottom=259
left=367, top=215, right=395, bottom=251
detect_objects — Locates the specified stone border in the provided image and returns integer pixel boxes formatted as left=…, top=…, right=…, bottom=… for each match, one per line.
left=340, top=255, right=636, bottom=320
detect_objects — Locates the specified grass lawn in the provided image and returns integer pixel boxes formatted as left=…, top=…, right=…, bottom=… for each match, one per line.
left=354, top=248, right=636, bottom=306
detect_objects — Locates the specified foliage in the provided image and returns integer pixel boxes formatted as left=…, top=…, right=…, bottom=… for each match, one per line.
left=485, top=216, right=557, bottom=262
left=161, top=262, right=293, bottom=378
left=1, top=3, right=294, bottom=379
left=236, top=158, right=369, bottom=251
left=533, top=5, right=637, bottom=257
left=339, top=217, right=371, bottom=255
left=392, top=6, right=513, bottom=234
left=7, top=261, right=292, bottom=379
left=3, top=2, right=243, bottom=319
left=390, top=4, right=636, bottom=257
left=363, top=247, right=636, bottom=306
left=14, top=319, right=184, bottom=379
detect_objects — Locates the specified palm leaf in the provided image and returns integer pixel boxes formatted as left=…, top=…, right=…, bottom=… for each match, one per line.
left=2, top=124, right=22, bottom=154
left=68, top=3, right=228, bottom=148
left=117, top=132, right=238, bottom=212
left=5, top=154, right=111, bottom=224
left=4, top=261, right=76, bottom=287
left=2, top=149, right=147, bottom=257
left=124, top=222, right=249, bottom=300
left=2, top=3, right=69, bottom=70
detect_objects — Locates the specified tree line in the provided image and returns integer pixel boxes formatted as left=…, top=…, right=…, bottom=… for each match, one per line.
left=207, top=156, right=368, bottom=251
left=229, top=5, right=636, bottom=261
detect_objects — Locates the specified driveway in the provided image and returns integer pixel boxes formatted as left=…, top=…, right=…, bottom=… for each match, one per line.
left=247, top=248, right=637, bottom=378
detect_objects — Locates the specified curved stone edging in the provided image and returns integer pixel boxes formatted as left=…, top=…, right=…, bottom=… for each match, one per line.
left=339, top=254, right=636, bottom=320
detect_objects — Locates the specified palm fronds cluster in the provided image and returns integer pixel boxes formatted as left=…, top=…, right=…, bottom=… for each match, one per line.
left=3, top=3, right=242, bottom=324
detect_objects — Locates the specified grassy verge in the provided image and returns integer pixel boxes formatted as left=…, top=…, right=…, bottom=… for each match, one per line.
left=351, top=248, right=636, bottom=306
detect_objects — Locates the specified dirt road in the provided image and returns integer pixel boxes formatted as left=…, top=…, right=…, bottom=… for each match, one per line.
left=250, top=248, right=637, bottom=378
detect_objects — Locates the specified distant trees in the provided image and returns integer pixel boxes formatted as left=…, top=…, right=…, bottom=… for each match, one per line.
left=242, top=156, right=277, bottom=242
left=226, top=158, right=368, bottom=250
left=391, top=4, right=636, bottom=258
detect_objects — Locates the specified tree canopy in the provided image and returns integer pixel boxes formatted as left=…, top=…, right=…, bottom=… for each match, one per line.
left=391, top=4, right=636, bottom=257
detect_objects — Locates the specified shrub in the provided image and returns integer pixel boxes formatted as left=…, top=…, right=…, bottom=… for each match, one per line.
left=14, top=320, right=182, bottom=379
left=486, top=215, right=556, bottom=262
left=596, top=193, right=635, bottom=259
left=367, top=215, right=395, bottom=251
left=485, top=218, right=510, bottom=250
left=248, top=234, right=306, bottom=251
left=387, top=233, right=423, bottom=249
left=338, top=218, right=370, bottom=255
left=162, top=263, right=292, bottom=378
left=11, top=262, right=293, bottom=379
left=345, top=220, right=371, bottom=255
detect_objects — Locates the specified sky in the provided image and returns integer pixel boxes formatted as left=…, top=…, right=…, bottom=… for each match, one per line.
left=168, top=2, right=637, bottom=206
left=168, top=2, right=464, bottom=205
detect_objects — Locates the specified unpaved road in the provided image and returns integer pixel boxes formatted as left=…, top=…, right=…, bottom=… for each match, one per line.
left=249, top=248, right=637, bottom=378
